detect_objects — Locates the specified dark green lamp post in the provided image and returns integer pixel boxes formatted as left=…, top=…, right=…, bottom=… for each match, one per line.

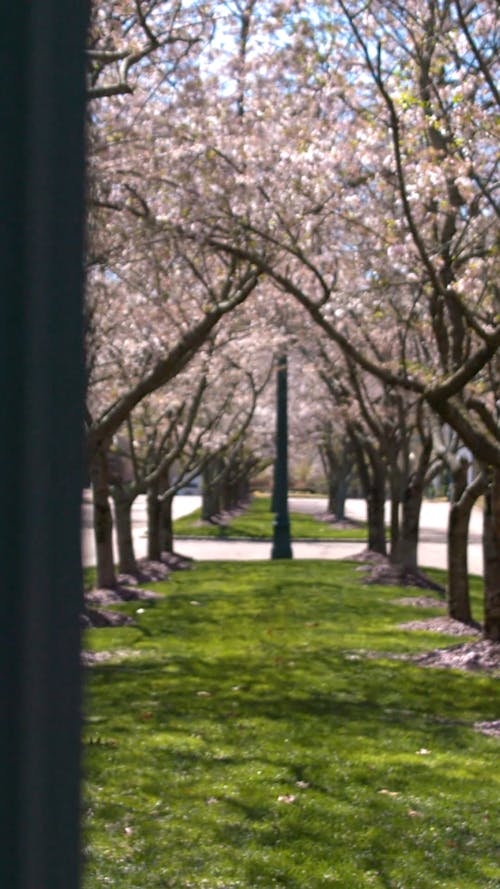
left=1, top=3, right=87, bottom=888
left=271, top=354, right=293, bottom=559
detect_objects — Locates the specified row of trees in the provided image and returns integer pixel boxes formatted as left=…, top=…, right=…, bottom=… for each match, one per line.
left=85, top=0, right=499, bottom=639
left=304, top=337, right=486, bottom=620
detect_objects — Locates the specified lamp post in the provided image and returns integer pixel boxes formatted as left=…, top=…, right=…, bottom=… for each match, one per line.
left=1, top=4, right=87, bottom=887
left=271, top=353, right=293, bottom=559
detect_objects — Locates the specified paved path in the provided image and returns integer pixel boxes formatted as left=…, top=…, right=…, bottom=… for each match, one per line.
left=172, top=538, right=367, bottom=563
left=287, top=497, right=483, bottom=575
left=288, top=497, right=483, bottom=542
left=82, top=493, right=483, bottom=574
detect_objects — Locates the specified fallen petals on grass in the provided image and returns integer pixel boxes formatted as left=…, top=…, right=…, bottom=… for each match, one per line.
left=277, top=794, right=296, bottom=804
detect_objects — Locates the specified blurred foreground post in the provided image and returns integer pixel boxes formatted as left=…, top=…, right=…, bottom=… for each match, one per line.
left=0, top=3, right=87, bottom=887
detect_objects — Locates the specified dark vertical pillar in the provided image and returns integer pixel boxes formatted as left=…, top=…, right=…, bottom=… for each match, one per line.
left=271, top=354, right=293, bottom=559
left=0, top=3, right=88, bottom=888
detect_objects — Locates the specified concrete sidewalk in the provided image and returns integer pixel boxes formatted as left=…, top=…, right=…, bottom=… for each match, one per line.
left=82, top=495, right=484, bottom=574
left=164, top=537, right=482, bottom=574
left=171, top=538, right=366, bottom=563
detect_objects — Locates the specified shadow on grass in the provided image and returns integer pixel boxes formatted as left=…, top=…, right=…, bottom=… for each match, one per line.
left=83, top=561, right=498, bottom=889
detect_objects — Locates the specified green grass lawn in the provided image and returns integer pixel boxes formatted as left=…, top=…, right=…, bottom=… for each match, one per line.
left=82, top=562, right=498, bottom=889
left=173, top=495, right=367, bottom=540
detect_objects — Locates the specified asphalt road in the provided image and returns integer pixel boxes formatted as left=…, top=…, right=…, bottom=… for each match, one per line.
left=81, top=494, right=484, bottom=575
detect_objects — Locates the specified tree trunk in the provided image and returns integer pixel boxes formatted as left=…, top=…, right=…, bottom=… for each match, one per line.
left=446, top=462, right=485, bottom=624
left=350, top=433, right=386, bottom=555
left=367, top=467, right=387, bottom=555
left=201, top=459, right=222, bottom=521
left=113, top=491, right=138, bottom=576
left=392, top=476, right=422, bottom=574
left=388, top=470, right=401, bottom=563
left=448, top=503, right=472, bottom=623
left=334, top=474, right=348, bottom=521
left=483, top=468, right=500, bottom=641
left=238, top=473, right=250, bottom=505
left=147, top=480, right=161, bottom=561
left=322, top=445, right=350, bottom=520
left=389, top=494, right=400, bottom=563
left=322, top=447, right=337, bottom=514
left=90, top=448, right=117, bottom=589
left=221, top=470, right=232, bottom=512
left=159, top=493, right=174, bottom=555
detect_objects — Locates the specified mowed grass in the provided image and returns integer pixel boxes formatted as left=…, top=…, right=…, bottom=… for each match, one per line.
left=82, top=562, right=499, bottom=889
left=173, top=495, right=367, bottom=540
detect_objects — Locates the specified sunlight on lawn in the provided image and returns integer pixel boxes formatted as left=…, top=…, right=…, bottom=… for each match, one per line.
left=82, top=561, right=498, bottom=889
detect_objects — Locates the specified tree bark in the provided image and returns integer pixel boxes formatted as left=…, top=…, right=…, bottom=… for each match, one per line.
left=392, top=475, right=422, bottom=574
left=350, top=433, right=386, bottom=555
left=221, top=470, right=233, bottom=512
left=159, top=493, right=174, bottom=555
left=367, top=467, right=387, bottom=555
left=327, top=475, right=336, bottom=515
left=389, top=495, right=400, bottom=562
left=388, top=470, right=402, bottom=563
left=333, top=473, right=348, bottom=521
left=448, top=513, right=471, bottom=623
left=90, top=448, right=117, bottom=588
left=201, top=459, right=222, bottom=521
left=238, top=472, right=250, bottom=505
left=483, top=468, right=500, bottom=641
left=320, top=445, right=337, bottom=514
left=147, top=480, right=161, bottom=561
left=113, top=490, right=138, bottom=576
left=321, top=443, right=350, bottom=519
left=446, top=463, right=485, bottom=624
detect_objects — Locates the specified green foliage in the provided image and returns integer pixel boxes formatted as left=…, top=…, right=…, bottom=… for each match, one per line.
left=83, top=562, right=498, bottom=889
left=173, top=496, right=367, bottom=540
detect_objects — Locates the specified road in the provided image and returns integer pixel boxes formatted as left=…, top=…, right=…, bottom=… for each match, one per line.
left=81, top=494, right=484, bottom=575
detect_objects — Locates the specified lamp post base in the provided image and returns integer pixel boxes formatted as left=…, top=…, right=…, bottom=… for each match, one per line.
left=271, top=516, right=293, bottom=559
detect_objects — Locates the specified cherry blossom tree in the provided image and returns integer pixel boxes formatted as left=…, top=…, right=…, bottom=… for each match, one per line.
left=309, top=336, right=444, bottom=579
left=85, top=0, right=499, bottom=635
left=86, top=0, right=211, bottom=100
left=108, top=368, right=210, bottom=575
left=176, top=0, right=499, bottom=636
left=86, top=192, right=262, bottom=587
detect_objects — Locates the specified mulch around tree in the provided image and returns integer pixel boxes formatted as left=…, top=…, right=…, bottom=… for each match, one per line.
left=82, top=554, right=193, bottom=628
left=352, top=550, right=446, bottom=593
left=411, top=638, right=499, bottom=673
left=389, top=592, right=499, bottom=679
left=351, top=564, right=500, bottom=735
